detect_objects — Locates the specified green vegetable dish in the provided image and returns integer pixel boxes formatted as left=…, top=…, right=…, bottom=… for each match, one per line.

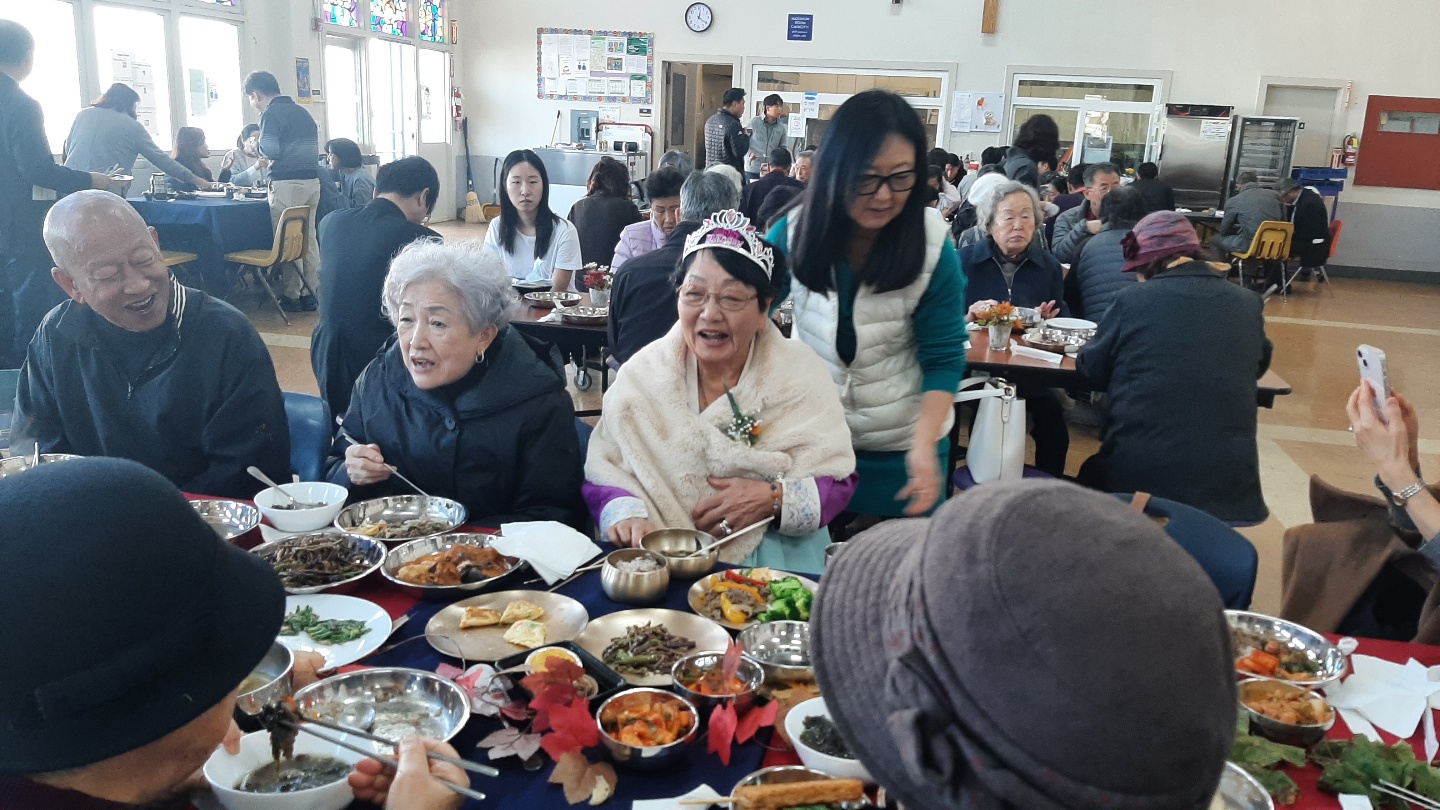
left=280, top=605, right=372, bottom=645
left=757, top=575, right=814, bottom=623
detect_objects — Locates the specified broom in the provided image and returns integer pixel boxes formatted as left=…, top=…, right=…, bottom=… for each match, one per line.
left=462, top=116, right=483, bottom=223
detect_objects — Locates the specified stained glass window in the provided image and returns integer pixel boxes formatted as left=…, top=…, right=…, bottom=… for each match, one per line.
left=323, top=0, right=358, bottom=27
left=371, top=0, right=409, bottom=37
left=419, top=0, right=443, bottom=43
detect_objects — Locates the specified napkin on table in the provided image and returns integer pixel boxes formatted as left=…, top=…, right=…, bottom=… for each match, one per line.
left=1008, top=340, right=1063, bottom=364
left=492, top=521, right=603, bottom=585
left=632, top=784, right=723, bottom=810
left=1327, top=655, right=1440, bottom=755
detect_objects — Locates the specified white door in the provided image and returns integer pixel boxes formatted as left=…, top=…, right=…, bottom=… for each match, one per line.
left=417, top=48, right=454, bottom=222
left=1263, top=85, right=1340, bottom=167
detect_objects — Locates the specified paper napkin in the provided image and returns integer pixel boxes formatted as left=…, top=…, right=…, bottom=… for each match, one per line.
left=1008, top=340, right=1063, bottom=364
left=492, top=521, right=603, bottom=585
left=633, top=784, right=723, bottom=810
left=1328, top=655, right=1440, bottom=745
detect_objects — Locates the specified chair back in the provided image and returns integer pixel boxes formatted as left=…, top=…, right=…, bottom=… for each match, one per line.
left=1113, top=493, right=1258, bottom=609
left=276, top=206, right=311, bottom=264
left=1328, top=220, right=1344, bottom=259
left=1245, top=221, right=1293, bottom=261
left=282, top=391, right=330, bottom=482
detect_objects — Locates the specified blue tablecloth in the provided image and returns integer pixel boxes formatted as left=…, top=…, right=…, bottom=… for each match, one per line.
left=359, top=566, right=772, bottom=809
left=128, top=197, right=272, bottom=295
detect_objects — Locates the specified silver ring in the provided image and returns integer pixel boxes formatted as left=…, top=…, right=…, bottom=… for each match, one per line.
left=718, top=519, right=732, bottom=536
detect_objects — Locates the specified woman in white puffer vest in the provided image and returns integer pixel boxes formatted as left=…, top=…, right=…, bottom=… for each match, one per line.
left=766, top=90, right=967, bottom=522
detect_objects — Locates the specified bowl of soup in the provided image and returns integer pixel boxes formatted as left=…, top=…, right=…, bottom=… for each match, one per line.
left=203, top=726, right=377, bottom=810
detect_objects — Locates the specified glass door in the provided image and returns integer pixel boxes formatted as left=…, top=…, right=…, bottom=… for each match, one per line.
left=1012, top=106, right=1078, bottom=167
left=366, top=39, right=417, bottom=163
left=1077, top=108, right=1153, bottom=172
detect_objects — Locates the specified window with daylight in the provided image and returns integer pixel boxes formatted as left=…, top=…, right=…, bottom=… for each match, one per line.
left=368, top=38, right=417, bottom=162
left=93, top=4, right=174, bottom=147
left=179, top=17, right=242, bottom=147
left=419, top=0, right=443, bottom=43
left=371, top=0, right=409, bottom=37
left=324, top=37, right=363, bottom=144
left=418, top=49, right=448, bottom=143
left=0, top=1, right=82, bottom=154
left=324, top=0, right=359, bottom=27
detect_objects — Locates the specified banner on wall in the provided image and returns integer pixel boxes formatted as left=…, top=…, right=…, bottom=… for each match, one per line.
left=537, top=27, right=654, bottom=105
left=296, top=58, right=312, bottom=104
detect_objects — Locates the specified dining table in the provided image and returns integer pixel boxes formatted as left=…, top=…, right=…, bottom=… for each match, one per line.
left=510, top=292, right=610, bottom=405
left=1183, top=209, right=1226, bottom=243
left=128, top=195, right=273, bottom=295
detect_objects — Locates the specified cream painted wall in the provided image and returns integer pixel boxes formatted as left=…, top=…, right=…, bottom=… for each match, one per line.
left=456, top=0, right=1440, bottom=270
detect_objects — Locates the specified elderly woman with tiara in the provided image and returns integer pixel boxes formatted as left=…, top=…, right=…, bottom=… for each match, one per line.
left=584, top=210, right=857, bottom=573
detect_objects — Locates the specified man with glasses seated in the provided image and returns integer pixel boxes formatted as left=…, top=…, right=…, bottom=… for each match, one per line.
left=10, top=191, right=289, bottom=499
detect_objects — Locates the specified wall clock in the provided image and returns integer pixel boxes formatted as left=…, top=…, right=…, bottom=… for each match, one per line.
left=685, top=2, right=714, bottom=33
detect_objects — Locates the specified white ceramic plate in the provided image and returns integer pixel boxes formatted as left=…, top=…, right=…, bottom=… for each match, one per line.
left=278, top=594, right=392, bottom=669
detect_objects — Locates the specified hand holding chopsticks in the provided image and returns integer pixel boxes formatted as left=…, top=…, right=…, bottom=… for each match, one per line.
left=284, top=720, right=490, bottom=803
left=337, top=429, right=431, bottom=497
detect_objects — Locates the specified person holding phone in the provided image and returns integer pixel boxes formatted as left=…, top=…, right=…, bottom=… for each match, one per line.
left=1348, top=380, right=1439, bottom=547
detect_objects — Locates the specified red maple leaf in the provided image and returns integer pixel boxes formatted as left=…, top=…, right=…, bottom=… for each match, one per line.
left=500, top=699, right=532, bottom=722
left=540, top=729, right=587, bottom=761
left=549, top=699, right=599, bottom=748
left=721, top=639, right=743, bottom=682
left=735, top=701, right=778, bottom=744
left=707, top=702, right=739, bottom=766
left=521, top=659, right=587, bottom=697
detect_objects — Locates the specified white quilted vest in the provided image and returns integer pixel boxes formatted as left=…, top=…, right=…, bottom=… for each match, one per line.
left=788, top=207, right=953, bottom=452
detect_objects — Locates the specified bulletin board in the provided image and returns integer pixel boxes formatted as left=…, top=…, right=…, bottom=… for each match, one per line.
left=537, top=28, right=654, bottom=105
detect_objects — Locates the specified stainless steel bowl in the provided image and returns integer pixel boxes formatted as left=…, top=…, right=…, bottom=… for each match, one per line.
left=1216, top=761, right=1275, bottom=810
left=252, top=531, right=387, bottom=594
left=595, top=688, right=699, bottom=769
left=732, top=765, right=831, bottom=791
left=738, top=620, right=813, bottom=683
left=236, top=641, right=294, bottom=715
left=0, top=453, right=81, bottom=478
left=1226, top=610, right=1346, bottom=688
left=293, top=667, right=470, bottom=742
left=557, top=305, right=608, bottom=326
left=1237, top=678, right=1335, bottom=747
left=601, top=549, right=670, bottom=606
left=670, top=651, right=764, bottom=716
left=191, top=499, right=262, bottom=541
left=1042, top=317, right=1097, bottom=341
left=640, top=529, right=718, bottom=579
left=380, top=532, right=525, bottom=601
left=333, top=495, right=466, bottom=544
left=524, top=291, right=582, bottom=309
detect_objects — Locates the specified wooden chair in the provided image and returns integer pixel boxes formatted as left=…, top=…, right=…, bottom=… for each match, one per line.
left=161, top=249, right=200, bottom=288
left=1280, top=219, right=1342, bottom=300
left=223, top=206, right=313, bottom=325
left=1229, top=220, right=1293, bottom=289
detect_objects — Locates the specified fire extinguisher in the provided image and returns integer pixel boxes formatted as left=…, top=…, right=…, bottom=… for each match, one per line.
left=1342, top=134, right=1360, bottom=167
left=452, top=87, right=464, bottom=131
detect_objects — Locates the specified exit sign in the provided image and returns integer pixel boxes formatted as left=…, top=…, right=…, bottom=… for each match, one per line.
left=787, top=14, right=813, bottom=41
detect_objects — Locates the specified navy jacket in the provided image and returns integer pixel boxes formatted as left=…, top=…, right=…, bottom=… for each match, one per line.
left=1288, top=188, right=1331, bottom=267
left=741, top=171, right=804, bottom=224
left=12, top=281, right=290, bottom=498
left=0, top=73, right=92, bottom=204
left=608, top=220, right=697, bottom=365
left=327, top=328, right=587, bottom=529
left=1067, top=226, right=1138, bottom=324
left=1077, top=261, right=1273, bottom=522
left=257, top=96, right=319, bottom=181
left=312, top=198, right=438, bottom=416
left=959, top=237, right=1069, bottom=315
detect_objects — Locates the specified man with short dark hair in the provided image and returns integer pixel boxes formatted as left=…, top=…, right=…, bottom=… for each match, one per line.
left=13, top=191, right=290, bottom=498
left=704, top=88, right=750, bottom=174
left=608, top=172, right=738, bottom=365
left=745, top=93, right=793, bottom=182
left=0, top=20, right=111, bottom=366
left=1216, top=171, right=1284, bottom=256
left=1130, top=161, right=1176, bottom=213
left=312, top=156, right=441, bottom=416
left=741, top=147, right=803, bottom=224
left=1051, top=162, right=1122, bottom=263
left=245, top=70, right=322, bottom=312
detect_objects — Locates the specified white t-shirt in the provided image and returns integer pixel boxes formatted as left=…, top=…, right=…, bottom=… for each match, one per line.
left=484, top=217, right=584, bottom=289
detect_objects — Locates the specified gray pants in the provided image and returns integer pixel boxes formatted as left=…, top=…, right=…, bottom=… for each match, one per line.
left=268, top=178, right=322, bottom=299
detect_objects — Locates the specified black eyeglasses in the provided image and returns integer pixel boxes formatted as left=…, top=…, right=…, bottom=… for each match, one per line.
left=853, top=170, right=918, bottom=196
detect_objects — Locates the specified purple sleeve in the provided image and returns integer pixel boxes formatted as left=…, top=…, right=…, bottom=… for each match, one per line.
left=815, top=473, right=859, bottom=527
left=582, top=482, right=637, bottom=525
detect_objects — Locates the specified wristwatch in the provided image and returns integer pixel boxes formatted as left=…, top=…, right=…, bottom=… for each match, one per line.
left=1384, top=477, right=1428, bottom=507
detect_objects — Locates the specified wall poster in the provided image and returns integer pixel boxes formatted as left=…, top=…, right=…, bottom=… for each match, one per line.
left=537, top=27, right=654, bottom=105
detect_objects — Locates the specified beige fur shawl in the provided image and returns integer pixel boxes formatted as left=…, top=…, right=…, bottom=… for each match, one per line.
left=586, top=321, right=856, bottom=562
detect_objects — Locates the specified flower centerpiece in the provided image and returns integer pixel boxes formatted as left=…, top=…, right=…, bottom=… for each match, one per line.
left=973, top=302, right=1025, bottom=351
left=582, top=264, right=612, bottom=307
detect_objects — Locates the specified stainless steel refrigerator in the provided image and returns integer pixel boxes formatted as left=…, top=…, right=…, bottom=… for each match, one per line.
left=1156, top=104, right=1233, bottom=210
left=1220, top=115, right=1300, bottom=206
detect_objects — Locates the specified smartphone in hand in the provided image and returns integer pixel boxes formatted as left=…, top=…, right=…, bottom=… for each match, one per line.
left=1357, top=344, right=1390, bottom=423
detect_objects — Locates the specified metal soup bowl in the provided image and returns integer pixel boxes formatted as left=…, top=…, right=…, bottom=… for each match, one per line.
left=670, top=650, right=764, bottom=717
left=601, top=549, right=671, bottom=606
left=293, top=667, right=470, bottom=743
left=640, top=529, right=718, bottom=579
left=595, top=688, right=699, bottom=769
left=1226, top=610, right=1345, bottom=688
left=192, top=499, right=262, bottom=542
left=380, top=533, right=525, bottom=601
left=738, top=620, right=813, bottom=683
left=235, top=641, right=294, bottom=715
left=732, top=765, right=832, bottom=791
left=333, top=495, right=465, bottom=544
left=1237, top=678, right=1335, bottom=747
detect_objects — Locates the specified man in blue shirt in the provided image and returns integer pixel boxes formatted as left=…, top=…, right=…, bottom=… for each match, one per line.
left=245, top=70, right=321, bottom=312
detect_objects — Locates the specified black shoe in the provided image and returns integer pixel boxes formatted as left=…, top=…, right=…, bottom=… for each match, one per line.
left=299, top=295, right=318, bottom=312
left=278, top=296, right=305, bottom=312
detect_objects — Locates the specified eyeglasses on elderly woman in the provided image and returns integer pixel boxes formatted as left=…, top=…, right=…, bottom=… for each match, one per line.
left=676, top=287, right=759, bottom=311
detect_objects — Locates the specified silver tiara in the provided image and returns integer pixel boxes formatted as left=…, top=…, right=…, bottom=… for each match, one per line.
left=681, top=209, right=775, bottom=275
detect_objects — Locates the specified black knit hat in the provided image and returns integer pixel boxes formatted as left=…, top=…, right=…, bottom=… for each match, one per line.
left=812, top=480, right=1236, bottom=810
left=0, top=458, right=285, bottom=774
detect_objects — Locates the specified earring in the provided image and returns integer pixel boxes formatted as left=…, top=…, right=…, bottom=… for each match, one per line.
left=476, top=349, right=486, bottom=364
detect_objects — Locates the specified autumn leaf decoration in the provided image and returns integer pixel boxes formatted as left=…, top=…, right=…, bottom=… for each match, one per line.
left=706, top=641, right=779, bottom=766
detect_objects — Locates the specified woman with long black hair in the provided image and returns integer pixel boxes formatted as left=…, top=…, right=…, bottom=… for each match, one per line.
left=169, top=127, right=213, bottom=193
left=767, top=89, right=966, bottom=522
left=482, top=149, right=583, bottom=292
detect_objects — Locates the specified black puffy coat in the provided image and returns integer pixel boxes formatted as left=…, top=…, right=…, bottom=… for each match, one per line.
left=326, top=327, right=587, bottom=529
left=1069, top=226, right=1138, bottom=324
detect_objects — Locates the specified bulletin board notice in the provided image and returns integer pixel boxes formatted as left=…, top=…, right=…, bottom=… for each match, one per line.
left=537, top=28, right=654, bottom=105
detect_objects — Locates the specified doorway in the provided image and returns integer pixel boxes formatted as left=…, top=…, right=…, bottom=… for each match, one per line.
left=662, top=60, right=734, bottom=168
left=1262, top=83, right=1342, bottom=167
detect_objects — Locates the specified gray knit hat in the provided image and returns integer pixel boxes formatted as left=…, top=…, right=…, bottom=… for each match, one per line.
left=812, top=480, right=1235, bottom=809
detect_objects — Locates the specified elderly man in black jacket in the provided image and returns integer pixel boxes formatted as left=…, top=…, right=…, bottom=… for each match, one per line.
left=0, top=21, right=111, bottom=366
left=1277, top=178, right=1332, bottom=271
left=12, top=191, right=290, bottom=498
left=312, top=156, right=440, bottom=417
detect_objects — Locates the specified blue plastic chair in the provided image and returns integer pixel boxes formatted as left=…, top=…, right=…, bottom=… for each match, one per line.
left=575, top=418, right=594, bottom=459
left=1113, top=492, right=1259, bottom=610
left=283, top=392, right=330, bottom=482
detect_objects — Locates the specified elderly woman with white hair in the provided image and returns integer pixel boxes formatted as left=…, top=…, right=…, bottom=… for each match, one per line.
left=326, top=239, right=587, bottom=529
left=958, top=179, right=1071, bottom=476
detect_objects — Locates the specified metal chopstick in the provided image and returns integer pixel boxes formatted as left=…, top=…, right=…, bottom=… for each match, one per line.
left=298, top=715, right=499, bottom=777
left=337, top=429, right=432, bottom=498
left=1376, top=780, right=1440, bottom=810
left=284, top=721, right=487, bottom=802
